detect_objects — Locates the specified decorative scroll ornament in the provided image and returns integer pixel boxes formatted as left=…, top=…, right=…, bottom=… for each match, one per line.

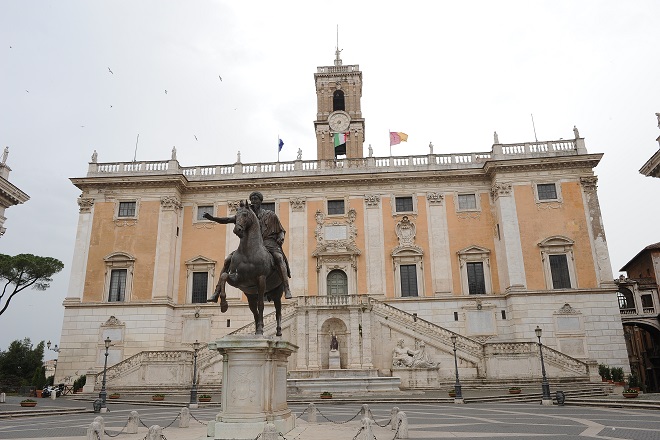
left=395, top=216, right=416, bottom=248
left=364, top=194, right=380, bottom=208
left=426, top=192, right=444, bottom=205
left=556, top=303, right=580, bottom=315
left=290, top=197, right=306, bottom=212
left=227, top=200, right=241, bottom=214
left=77, top=196, right=94, bottom=213
left=160, top=196, right=182, bottom=211
left=104, top=315, right=123, bottom=326
left=490, top=182, right=512, bottom=201
left=580, top=176, right=598, bottom=192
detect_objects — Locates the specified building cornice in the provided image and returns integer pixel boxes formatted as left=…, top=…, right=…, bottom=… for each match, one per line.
left=640, top=148, right=660, bottom=178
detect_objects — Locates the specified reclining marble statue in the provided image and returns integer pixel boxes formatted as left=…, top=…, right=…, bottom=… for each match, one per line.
left=203, top=191, right=292, bottom=336
left=392, top=339, right=438, bottom=368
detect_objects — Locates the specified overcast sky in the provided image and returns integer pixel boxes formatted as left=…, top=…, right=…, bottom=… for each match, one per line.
left=1, top=1, right=659, bottom=359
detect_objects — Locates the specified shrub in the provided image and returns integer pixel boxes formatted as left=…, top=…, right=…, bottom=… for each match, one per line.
left=598, top=364, right=608, bottom=378
left=611, top=367, right=624, bottom=383
left=627, top=372, right=640, bottom=388
left=199, top=394, right=211, bottom=399
left=73, top=375, right=86, bottom=390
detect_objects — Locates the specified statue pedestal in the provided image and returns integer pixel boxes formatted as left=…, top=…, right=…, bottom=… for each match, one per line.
left=329, top=349, right=341, bottom=369
left=207, top=336, right=298, bottom=440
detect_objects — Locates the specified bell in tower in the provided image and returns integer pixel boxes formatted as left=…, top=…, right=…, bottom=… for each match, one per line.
left=314, top=47, right=365, bottom=160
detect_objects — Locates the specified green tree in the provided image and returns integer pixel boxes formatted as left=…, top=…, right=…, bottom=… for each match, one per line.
left=31, top=365, right=47, bottom=389
left=0, top=338, right=45, bottom=389
left=0, top=253, right=64, bottom=316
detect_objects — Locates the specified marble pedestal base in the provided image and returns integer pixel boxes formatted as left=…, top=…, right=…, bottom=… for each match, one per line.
left=328, top=349, right=341, bottom=369
left=207, top=336, right=298, bottom=440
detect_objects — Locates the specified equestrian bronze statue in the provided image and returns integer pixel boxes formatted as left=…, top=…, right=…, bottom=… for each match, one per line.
left=203, top=192, right=291, bottom=336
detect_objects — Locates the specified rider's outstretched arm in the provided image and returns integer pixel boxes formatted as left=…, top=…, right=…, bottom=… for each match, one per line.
left=203, top=213, right=236, bottom=224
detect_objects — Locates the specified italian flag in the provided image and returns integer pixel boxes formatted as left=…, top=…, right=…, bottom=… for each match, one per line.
left=333, top=132, right=348, bottom=156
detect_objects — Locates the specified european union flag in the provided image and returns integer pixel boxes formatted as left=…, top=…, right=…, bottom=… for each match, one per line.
left=278, top=138, right=284, bottom=152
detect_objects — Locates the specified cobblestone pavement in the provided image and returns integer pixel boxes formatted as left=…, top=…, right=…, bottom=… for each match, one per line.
left=1, top=399, right=660, bottom=440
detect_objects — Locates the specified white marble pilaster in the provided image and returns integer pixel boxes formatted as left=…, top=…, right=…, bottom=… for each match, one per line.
left=580, top=177, right=614, bottom=286
left=296, top=311, right=307, bottom=370
left=65, top=197, right=95, bottom=302
left=308, top=308, right=319, bottom=369
left=360, top=310, right=373, bottom=368
left=151, top=196, right=181, bottom=301
left=348, top=309, right=360, bottom=368
left=364, top=195, right=385, bottom=295
left=426, top=193, right=452, bottom=294
left=491, top=183, right=527, bottom=291
left=288, top=198, right=307, bottom=295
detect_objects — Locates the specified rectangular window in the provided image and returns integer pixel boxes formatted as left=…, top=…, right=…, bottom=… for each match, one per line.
left=549, top=254, right=571, bottom=289
left=466, top=262, right=486, bottom=294
left=108, top=269, right=127, bottom=302
left=641, top=294, right=653, bottom=308
left=191, top=272, right=208, bottom=303
left=118, top=201, right=136, bottom=218
left=458, top=194, right=477, bottom=210
left=261, top=202, right=275, bottom=212
left=327, top=199, right=345, bottom=215
left=537, top=183, right=558, bottom=200
left=197, top=205, right=213, bottom=221
left=400, top=264, right=418, bottom=297
left=395, top=196, right=414, bottom=213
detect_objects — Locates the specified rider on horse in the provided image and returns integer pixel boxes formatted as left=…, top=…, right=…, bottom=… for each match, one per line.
left=204, top=191, right=292, bottom=301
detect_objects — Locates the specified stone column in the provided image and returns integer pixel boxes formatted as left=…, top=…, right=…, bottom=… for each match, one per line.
left=348, top=308, right=361, bottom=368
left=364, top=195, right=385, bottom=295
left=580, top=177, right=614, bottom=286
left=308, top=308, right=319, bottom=369
left=288, top=198, right=307, bottom=295
left=65, top=197, right=95, bottom=303
left=151, top=196, right=181, bottom=301
left=360, top=309, right=373, bottom=368
left=426, top=193, right=452, bottom=295
left=491, top=183, right=527, bottom=291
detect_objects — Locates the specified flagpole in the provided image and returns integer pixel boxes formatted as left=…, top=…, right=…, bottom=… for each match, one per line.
left=389, top=129, right=392, bottom=157
left=277, top=134, right=280, bottom=162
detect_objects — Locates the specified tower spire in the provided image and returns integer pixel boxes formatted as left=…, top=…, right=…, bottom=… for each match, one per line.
left=334, top=24, right=342, bottom=66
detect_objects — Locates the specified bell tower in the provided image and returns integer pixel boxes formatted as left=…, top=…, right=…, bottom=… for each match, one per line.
left=314, top=47, right=365, bottom=160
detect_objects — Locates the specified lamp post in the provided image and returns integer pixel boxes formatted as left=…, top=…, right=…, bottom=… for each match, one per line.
left=47, top=340, right=60, bottom=352
left=99, top=337, right=111, bottom=412
left=535, top=326, right=552, bottom=405
left=189, top=340, right=201, bottom=408
left=450, top=334, right=463, bottom=403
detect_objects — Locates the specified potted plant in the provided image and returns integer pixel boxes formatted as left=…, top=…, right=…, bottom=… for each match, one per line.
left=109, top=393, right=120, bottom=399
left=448, top=389, right=456, bottom=397
left=611, top=367, right=625, bottom=385
left=598, top=364, right=609, bottom=382
left=627, top=372, right=641, bottom=392
left=320, top=391, right=333, bottom=399
left=152, top=394, right=165, bottom=401
left=508, top=386, right=522, bottom=394
left=73, top=374, right=86, bottom=393
left=198, top=394, right=212, bottom=402
left=20, top=399, right=37, bottom=407
left=622, top=388, right=639, bottom=398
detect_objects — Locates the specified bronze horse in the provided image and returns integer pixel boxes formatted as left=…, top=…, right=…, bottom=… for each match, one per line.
left=215, top=200, right=283, bottom=336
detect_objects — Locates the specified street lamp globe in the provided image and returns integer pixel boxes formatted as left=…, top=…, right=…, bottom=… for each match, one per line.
left=104, top=337, right=111, bottom=349
left=450, top=334, right=457, bottom=345
left=535, top=326, right=542, bottom=339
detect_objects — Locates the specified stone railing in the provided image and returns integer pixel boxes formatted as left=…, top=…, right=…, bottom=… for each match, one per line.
left=484, top=342, right=589, bottom=377
left=368, top=298, right=484, bottom=359
left=316, top=64, right=360, bottom=74
left=229, top=302, right=298, bottom=336
left=97, top=350, right=192, bottom=384
left=85, top=138, right=585, bottom=180
left=298, top=294, right=369, bottom=308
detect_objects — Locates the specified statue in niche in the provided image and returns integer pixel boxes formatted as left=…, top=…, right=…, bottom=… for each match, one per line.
left=330, top=332, right=339, bottom=350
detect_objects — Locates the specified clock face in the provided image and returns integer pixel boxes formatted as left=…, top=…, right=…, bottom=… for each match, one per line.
left=329, top=112, right=350, bottom=132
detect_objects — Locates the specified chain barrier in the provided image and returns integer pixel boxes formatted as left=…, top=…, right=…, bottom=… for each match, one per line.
left=161, top=413, right=181, bottom=429
left=278, top=432, right=288, bottom=440
left=104, top=418, right=130, bottom=437
left=253, top=433, right=262, bottom=440
left=161, top=435, right=168, bottom=440
left=351, top=426, right=364, bottom=440
left=139, top=419, right=150, bottom=429
left=367, top=409, right=391, bottom=428
left=295, top=406, right=309, bottom=419
left=189, top=411, right=207, bottom=425
left=392, top=418, right=401, bottom=440
left=95, top=430, right=102, bottom=440
left=317, top=407, right=362, bottom=424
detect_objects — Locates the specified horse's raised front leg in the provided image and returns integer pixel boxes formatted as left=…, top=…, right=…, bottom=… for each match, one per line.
left=208, top=272, right=229, bottom=313
left=255, top=275, right=266, bottom=335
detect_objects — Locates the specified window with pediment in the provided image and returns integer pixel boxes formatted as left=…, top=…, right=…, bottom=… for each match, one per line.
left=458, top=246, right=492, bottom=295
left=103, top=252, right=135, bottom=302
left=539, top=236, right=577, bottom=290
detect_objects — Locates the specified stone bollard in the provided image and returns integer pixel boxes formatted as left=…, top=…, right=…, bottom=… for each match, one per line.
left=127, top=411, right=139, bottom=434
left=51, top=390, right=57, bottom=400
left=179, top=407, right=190, bottom=428
left=390, top=407, right=399, bottom=430
left=86, top=421, right=103, bottom=440
left=361, top=403, right=370, bottom=419
left=0, top=392, right=5, bottom=403
left=147, top=425, right=163, bottom=440
left=261, top=422, right=278, bottom=440
left=307, top=403, right=317, bottom=423
left=394, top=411, right=408, bottom=439
left=361, top=417, right=376, bottom=440
left=93, top=416, right=105, bottom=433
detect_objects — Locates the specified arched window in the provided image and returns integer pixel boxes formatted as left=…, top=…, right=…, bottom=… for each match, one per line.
left=327, top=270, right=348, bottom=296
left=617, top=288, right=635, bottom=310
left=333, top=90, right=345, bottom=111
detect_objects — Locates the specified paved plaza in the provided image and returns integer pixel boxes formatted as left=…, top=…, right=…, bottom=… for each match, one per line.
left=1, top=396, right=660, bottom=440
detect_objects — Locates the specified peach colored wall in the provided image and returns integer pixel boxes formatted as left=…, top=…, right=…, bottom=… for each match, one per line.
left=515, top=182, right=597, bottom=289
left=446, top=193, right=500, bottom=295
left=307, top=200, right=324, bottom=295
left=84, top=201, right=159, bottom=302
left=415, top=195, right=433, bottom=297
left=176, top=204, right=229, bottom=304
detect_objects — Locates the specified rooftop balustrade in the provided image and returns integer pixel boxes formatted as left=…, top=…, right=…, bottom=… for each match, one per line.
left=86, top=138, right=587, bottom=180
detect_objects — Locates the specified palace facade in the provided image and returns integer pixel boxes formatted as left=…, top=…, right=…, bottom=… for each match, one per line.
left=55, top=51, right=628, bottom=392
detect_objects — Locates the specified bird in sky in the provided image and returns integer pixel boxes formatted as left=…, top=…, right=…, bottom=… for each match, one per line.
left=25, top=90, right=29, bottom=93
left=218, top=75, right=222, bottom=81
left=194, top=135, right=198, bottom=141
left=108, top=67, right=113, bottom=74
left=165, top=90, right=168, bottom=94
